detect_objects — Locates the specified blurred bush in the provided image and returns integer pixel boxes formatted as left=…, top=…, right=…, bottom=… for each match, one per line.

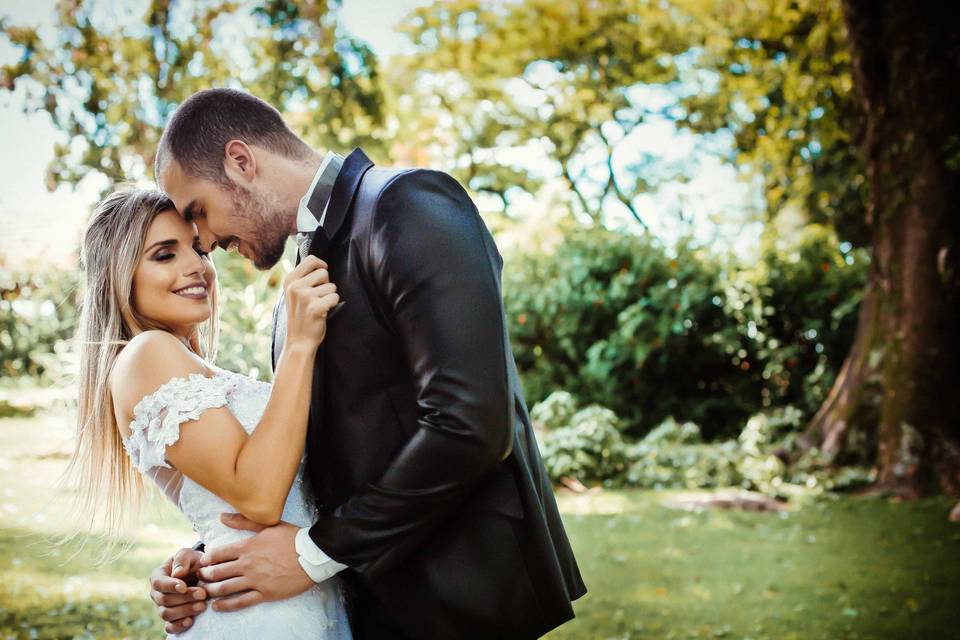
left=726, top=225, right=869, bottom=417
left=0, top=268, right=79, bottom=384
left=537, top=400, right=629, bottom=484
left=504, top=226, right=753, bottom=439
left=210, top=251, right=285, bottom=380
left=529, top=389, right=578, bottom=431
left=504, top=224, right=867, bottom=438
left=534, top=393, right=874, bottom=496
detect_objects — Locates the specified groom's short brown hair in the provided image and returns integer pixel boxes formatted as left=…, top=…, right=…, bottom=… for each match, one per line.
left=156, top=88, right=311, bottom=184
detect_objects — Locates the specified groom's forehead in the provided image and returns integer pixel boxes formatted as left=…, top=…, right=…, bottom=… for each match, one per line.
left=158, top=160, right=198, bottom=212
left=157, top=156, right=180, bottom=190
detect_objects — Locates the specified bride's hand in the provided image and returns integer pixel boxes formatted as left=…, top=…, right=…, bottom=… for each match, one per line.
left=149, top=548, right=208, bottom=634
left=283, top=256, right=340, bottom=350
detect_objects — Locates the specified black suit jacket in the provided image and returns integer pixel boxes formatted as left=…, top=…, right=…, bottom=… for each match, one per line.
left=275, top=149, right=585, bottom=639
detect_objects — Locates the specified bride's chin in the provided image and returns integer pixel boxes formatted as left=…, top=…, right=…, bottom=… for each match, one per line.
left=189, top=310, right=212, bottom=325
left=170, top=312, right=212, bottom=332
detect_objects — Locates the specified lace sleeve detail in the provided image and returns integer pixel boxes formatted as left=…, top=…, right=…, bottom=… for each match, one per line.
left=123, top=372, right=239, bottom=473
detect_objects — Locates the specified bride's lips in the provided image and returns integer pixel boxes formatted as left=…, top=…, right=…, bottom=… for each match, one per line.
left=173, top=283, right=208, bottom=300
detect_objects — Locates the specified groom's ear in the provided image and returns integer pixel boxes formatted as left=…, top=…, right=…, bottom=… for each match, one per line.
left=223, top=139, right=257, bottom=184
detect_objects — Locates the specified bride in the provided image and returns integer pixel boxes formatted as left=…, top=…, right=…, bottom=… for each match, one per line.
left=71, top=187, right=351, bottom=639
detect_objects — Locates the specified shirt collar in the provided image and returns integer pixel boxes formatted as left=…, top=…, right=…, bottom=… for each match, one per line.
left=297, top=151, right=344, bottom=234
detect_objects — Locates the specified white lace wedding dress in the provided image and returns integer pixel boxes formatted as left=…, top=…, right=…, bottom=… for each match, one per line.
left=122, top=366, right=352, bottom=640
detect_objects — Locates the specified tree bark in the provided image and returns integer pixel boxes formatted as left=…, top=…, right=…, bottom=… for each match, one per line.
left=803, top=1, right=960, bottom=497
left=801, top=279, right=882, bottom=464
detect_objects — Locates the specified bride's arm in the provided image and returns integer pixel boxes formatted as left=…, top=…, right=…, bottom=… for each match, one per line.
left=113, top=257, right=338, bottom=525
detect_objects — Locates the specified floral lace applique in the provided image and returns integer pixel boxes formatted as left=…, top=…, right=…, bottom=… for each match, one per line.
left=123, top=372, right=240, bottom=473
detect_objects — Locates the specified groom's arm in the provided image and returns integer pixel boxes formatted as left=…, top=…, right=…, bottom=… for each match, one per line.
left=306, top=169, right=513, bottom=579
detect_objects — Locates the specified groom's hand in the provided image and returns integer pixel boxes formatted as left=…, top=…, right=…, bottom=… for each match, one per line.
left=149, top=548, right=208, bottom=634
left=197, top=514, right=314, bottom=612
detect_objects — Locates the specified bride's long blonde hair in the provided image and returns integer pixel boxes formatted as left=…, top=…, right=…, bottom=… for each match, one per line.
left=68, top=187, right=219, bottom=542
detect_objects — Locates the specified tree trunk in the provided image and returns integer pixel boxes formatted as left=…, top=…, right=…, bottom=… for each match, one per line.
left=801, top=279, right=882, bottom=464
left=803, top=1, right=960, bottom=497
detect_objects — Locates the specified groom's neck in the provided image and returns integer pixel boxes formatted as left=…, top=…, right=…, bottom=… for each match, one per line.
left=286, top=150, right=325, bottom=200
left=260, top=148, right=325, bottom=234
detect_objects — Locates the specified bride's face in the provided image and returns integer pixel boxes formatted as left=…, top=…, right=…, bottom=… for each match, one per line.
left=132, top=210, right=216, bottom=337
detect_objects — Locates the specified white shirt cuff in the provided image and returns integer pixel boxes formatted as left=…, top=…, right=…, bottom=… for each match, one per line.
left=295, top=526, right=348, bottom=584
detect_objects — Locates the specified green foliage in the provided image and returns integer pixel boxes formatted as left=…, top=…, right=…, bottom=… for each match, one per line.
left=671, top=0, right=868, bottom=245
left=0, top=0, right=387, bottom=189
left=396, top=0, right=687, bottom=223
left=738, top=405, right=804, bottom=455
left=0, top=268, right=79, bottom=383
left=398, top=0, right=866, bottom=244
left=0, top=400, right=37, bottom=418
left=621, top=414, right=748, bottom=491
left=529, top=390, right=577, bottom=431
left=533, top=393, right=873, bottom=498
left=627, top=438, right=744, bottom=490
left=506, top=223, right=866, bottom=438
left=728, top=225, right=869, bottom=415
left=537, top=404, right=628, bottom=484
left=505, top=225, right=755, bottom=438
left=642, top=416, right=705, bottom=447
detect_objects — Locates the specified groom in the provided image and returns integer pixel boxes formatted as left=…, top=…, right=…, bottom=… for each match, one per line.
left=149, top=88, right=585, bottom=638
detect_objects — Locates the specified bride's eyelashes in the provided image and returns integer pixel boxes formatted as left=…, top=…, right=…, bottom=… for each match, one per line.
left=151, top=245, right=209, bottom=262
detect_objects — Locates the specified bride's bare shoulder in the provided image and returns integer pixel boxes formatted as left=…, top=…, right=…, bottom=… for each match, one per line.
left=114, top=330, right=191, bottom=376
left=110, top=331, right=207, bottom=421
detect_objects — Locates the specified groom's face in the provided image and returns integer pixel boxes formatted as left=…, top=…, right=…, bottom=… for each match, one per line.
left=160, top=159, right=290, bottom=270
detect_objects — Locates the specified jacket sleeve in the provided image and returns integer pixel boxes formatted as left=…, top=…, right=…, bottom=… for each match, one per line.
left=305, top=169, right=513, bottom=579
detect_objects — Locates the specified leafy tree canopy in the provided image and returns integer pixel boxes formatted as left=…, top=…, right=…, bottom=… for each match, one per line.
left=1, top=0, right=387, bottom=190
left=395, top=0, right=866, bottom=243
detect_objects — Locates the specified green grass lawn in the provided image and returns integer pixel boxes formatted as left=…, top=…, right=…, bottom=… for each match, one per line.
left=1, top=405, right=958, bottom=639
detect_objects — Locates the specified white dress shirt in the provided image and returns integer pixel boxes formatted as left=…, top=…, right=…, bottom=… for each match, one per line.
left=297, top=151, right=343, bottom=234
left=292, top=151, right=348, bottom=584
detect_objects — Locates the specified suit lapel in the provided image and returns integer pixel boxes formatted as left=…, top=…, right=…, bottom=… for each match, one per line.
left=308, top=148, right=375, bottom=261
left=306, top=148, right=374, bottom=449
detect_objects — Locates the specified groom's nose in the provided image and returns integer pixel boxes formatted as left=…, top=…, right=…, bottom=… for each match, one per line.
left=195, top=228, right=218, bottom=253
left=188, top=217, right=215, bottom=251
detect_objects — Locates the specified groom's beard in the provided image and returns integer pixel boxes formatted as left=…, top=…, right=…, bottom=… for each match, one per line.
left=228, top=183, right=289, bottom=270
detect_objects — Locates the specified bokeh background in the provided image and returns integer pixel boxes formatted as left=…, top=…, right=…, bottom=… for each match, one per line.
left=1, top=1, right=958, bottom=638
